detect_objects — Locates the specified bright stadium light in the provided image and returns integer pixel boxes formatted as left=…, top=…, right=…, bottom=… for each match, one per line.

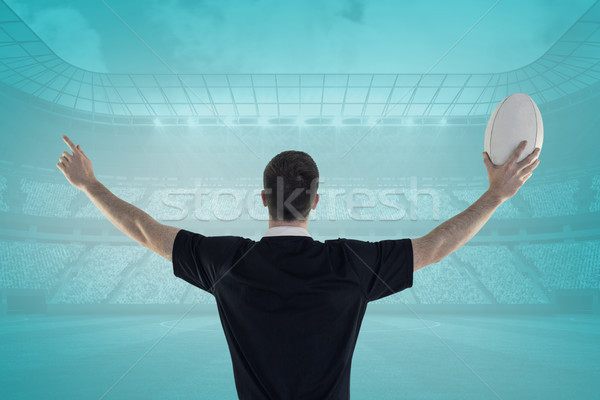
left=333, top=116, right=343, bottom=126
left=153, top=118, right=161, bottom=126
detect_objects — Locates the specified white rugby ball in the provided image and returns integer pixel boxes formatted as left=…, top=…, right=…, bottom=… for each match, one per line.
left=484, top=93, right=543, bottom=165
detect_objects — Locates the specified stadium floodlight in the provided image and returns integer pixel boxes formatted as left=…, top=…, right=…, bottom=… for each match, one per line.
left=153, top=118, right=161, bottom=126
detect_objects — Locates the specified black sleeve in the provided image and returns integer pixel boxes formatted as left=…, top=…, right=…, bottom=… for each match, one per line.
left=172, top=229, right=252, bottom=294
left=342, top=238, right=414, bottom=302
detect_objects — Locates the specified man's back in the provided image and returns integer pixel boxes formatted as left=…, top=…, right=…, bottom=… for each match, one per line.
left=172, top=229, right=413, bottom=399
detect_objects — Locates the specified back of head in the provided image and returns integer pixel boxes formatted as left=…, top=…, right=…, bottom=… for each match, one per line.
left=263, top=151, right=319, bottom=221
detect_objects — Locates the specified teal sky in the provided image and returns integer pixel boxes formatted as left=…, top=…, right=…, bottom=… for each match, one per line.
left=5, top=0, right=597, bottom=74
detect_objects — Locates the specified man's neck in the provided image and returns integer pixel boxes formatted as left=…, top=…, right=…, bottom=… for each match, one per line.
left=268, top=220, right=308, bottom=230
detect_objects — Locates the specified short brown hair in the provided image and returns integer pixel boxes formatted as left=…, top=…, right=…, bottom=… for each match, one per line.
left=263, top=150, right=319, bottom=221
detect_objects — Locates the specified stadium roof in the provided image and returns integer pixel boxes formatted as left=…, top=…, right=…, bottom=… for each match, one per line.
left=0, top=0, right=599, bottom=124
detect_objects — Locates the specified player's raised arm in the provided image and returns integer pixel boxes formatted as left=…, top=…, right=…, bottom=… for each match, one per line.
left=56, top=135, right=180, bottom=261
left=411, top=140, right=541, bottom=271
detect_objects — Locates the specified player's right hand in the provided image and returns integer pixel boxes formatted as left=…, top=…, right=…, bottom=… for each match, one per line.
left=482, top=140, right=540, bottom=203
left=56, top=135, right=97, bottom=191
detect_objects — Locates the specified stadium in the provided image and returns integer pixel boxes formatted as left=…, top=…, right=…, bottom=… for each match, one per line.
left=0, top=0, right=599, bottom=399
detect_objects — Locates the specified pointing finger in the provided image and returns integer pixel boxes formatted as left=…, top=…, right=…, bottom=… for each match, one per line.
left=62, top=135, right=77, bottom=152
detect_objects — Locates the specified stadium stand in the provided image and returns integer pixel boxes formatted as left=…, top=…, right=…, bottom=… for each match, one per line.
left=0, top=241, right=85, bottom=290
left=21, top=178, right=79, bottom=218
left=454, top=245, right=547, bottom=304
left=517, top=241, right=600, bottom=290
left=0, top=174, right=8, bottom=212
left=590, top=175, right=600, bottom=213
left=411, top=256, right=491, bottom=304
left=111, top=252, right=189, bottom=304
left=519, top=179, right=580, bottom=218
left=0, top=236, right=596, bottom=304
left=53, top=245, right=146, bottom=303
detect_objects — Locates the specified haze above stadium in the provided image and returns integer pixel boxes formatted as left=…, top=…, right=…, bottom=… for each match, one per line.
left=5, top=0, right=597, bottom=74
